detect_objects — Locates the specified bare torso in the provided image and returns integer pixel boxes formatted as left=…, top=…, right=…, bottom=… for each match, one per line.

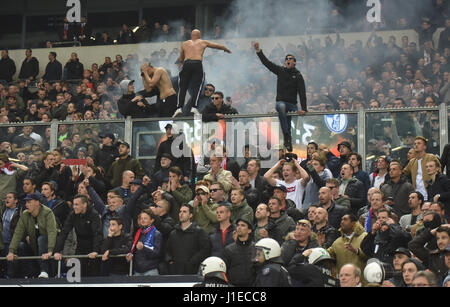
left=154, top=67, right=176, bottom=99
left=181, top=39, right=208, bottom=61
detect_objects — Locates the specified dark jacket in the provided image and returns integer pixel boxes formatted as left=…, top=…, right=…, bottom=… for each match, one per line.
left=18, top=57, right=39, bottom=80
left=281, top=237, right=320, bottom=266
left=64, top=59, right=84, bottom=80
left=209, top=223, right=236, bottom=258
left=54, top=204, right=103, bottom=254
left=131, top=226, right=162, bottom=273
left=154, top=135, right=194, bottom=181
left=360, top=224, right=411, bottom=264
left=117, top=93, right=156, bottom=118
left=222, top=238, right=256, bottom=286
left=105, top=155, right=144, bottom=188
left=0, top=56, right=16, bottom=83
left=101, top=232, right=132, bottom=275
left=312, top=223, right=340, bottom=249
left=243, top=184, right=260, bottom=212
left=43, top=60, right=62, bottom=82
left=408, top=227, right=448, bottom=282
left=254, top=260, right=291, bottom=287
left=343, top=177, right=367, bottom=215
left=427, top=174, right=450, bottom=221
left=323, top=202, right=350, bottom=231
left=270, top=212, right=296, bottom=243
left=201, top=102, right=238, bottom=122
left=440, top=143, right=450, bottom=179
left=165, top=222, right=210, bottom=275
left=380, top=175, right=415, bottom=217
left=288, top=261, right=339, bottom=287
left=46, top=197, right=71, bottom=230
left=256, top=50, right=307, bottom=109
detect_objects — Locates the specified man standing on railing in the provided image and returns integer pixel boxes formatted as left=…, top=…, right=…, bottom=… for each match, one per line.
left=6, top=193, right=58, bottom=278
left=252, top=42, right=307, bottom=152
left=174, top=29, right=231, bottom=117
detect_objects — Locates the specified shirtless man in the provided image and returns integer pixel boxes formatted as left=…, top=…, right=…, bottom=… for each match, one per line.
left=140, top=63, right=178, bottom=117
left=174, top=29, right=231, bottom=117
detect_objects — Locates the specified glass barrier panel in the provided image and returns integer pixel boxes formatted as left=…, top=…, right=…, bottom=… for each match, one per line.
left=0, top=123, right=51, bottom=166
left=365, top=109, right=439, bottom=173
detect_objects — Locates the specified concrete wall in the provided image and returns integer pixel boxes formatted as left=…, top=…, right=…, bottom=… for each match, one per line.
left=5, top=29, right=425, bottom=82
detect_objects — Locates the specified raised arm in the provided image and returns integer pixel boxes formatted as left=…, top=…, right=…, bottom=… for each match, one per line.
left=205, top=40, right=231, bottom=53
left=264, top=159, right=285, bottom=186
left=253, top=41, right=282, bottom=75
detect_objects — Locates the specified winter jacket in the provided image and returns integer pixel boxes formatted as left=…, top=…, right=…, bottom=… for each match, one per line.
left=403, top=153, right=440, bottom=190
left=64, top=59, right=84, bottom=80
left=222, top=238, right=256, bottom=286
left=201, top=103, right=238, bottom=122
left=9, top=205, right=58, bottom=255
left=243, top=185, right=260, bottom=212
left=106, top=155, right=144, bottom=188
left=54, top=204, right=103, bottom=254
left=380, top=175, right=415, bottom=217
left=165, top=222, right=210, bottom=274
left=131, top=227, right=162, bottom=273
left=312, top=223, right=340, bottom=249
left=203, top=169, right=233, bottom=194
left=323, top=202, right=350, bottom=231
left=101, top=232, right=132, bottom=275
left=254, top=260, right=291, bottom=287
left=360, top=224, right=411, bottom=264
left=94, top=145, right=119, bottom=175
left=327, top=222, right=368, bottom=274
left=209, top=223, right=236, bottom=258
left=18, top=57, right=39, bottom=80
left=168, top=184, right=193, bottom=223
left=0, top=56, right=16, bottom=83
left=408, top=227, right=448, bottom=282
left=281, top=236, right=320, bottom=266
left=343, top=177, right=367, bottom=215
left=230, top=199, right=254, bottom=225
left=43, top=60, right=62, bottom=82
left=256, top=50, right=307, bottom=109
left=193, top=199, right=219, bottom=234
left=46, top=197, right=71, bottom=229
left=270, top=212, right=296, bottom=243
left=427, top=174, right=450, bottom=220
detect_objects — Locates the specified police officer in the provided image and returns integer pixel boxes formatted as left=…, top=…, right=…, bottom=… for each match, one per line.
left=253, top=238, right=291, bottom=287
left=194, top=256, right=232, bottom=287
left=287, top=247, right=339, bottom=287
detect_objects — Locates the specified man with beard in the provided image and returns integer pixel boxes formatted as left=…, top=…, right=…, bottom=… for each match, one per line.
left=105, top=141, right=144, bottom=189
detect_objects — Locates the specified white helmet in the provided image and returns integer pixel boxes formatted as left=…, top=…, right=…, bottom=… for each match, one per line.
left=364, top=258, right=394, bottom=284
left=308, top=248, right=334, bottom=265
left=199, top=257, right=227, bottom=281
left=255, top=238, right=281, bottom=261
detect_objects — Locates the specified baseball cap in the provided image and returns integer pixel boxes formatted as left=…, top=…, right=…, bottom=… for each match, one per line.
left=99, top=132, right=115, bottom=142
left=117, top=141, right=130, bottom=148
left=196, top=185, right=210, bottom=194
left=273, top=185, right=287, bottom=193
left=164, top=123, right=173, bottom=130
left=393, top=247, right=411, bottom=258
left=337, top=141, right=352, bottom=151
left=24, top=193, right=41, bottom=201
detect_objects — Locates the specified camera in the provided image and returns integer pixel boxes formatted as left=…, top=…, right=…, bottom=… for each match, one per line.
left=284, top=152, right=297, bottom=162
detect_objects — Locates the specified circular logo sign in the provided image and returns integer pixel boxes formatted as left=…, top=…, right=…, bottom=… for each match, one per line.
left=324, top=114, right=348, bottom=134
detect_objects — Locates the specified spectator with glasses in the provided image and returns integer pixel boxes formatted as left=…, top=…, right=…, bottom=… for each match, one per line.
left=209, top=182, right=231, bottom=206
left=201, top=91, right=238, bottom=122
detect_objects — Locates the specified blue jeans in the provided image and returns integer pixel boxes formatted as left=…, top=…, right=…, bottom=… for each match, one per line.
left=276, top=101, right=298, bottom=137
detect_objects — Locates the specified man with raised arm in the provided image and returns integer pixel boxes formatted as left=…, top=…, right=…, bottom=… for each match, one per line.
left=174, top=29, right=231, bottom=117
left=253, top=41, right=307, bottom=152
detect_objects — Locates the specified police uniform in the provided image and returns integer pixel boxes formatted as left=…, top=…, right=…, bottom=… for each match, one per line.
left=254, top=260, right=292, bottom=287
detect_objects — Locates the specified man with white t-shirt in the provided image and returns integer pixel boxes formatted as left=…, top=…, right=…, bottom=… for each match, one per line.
left=264, top=158, right=309, bottom=210
left=403, top=136, right=440, bottom=201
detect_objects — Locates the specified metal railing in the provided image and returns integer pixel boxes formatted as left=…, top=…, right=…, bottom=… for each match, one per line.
left=0, top=254, right=133, bottom=278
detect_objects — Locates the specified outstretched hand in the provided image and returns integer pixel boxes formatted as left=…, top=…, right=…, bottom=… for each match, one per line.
left=252, top=41, right=261, bottom=52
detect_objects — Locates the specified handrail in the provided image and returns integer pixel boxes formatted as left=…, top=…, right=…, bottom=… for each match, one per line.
left=0, top=254, right=133, bottom=278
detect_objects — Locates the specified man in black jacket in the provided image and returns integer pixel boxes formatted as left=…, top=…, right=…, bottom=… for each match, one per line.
left=18, top=49, right=39, bottom=82
left=165, top=204, right=210, bottom=275
left=209, top=204, right=236, bottom=258
left=201, top=91, right=238, bottom=122
left=101, top=217, right=132, bottom=276
left=360, top=208, right=411, bottom=264
left=222, top=218, right=256, bottom=286
left=64, top=53, right=84, bottom=81
left=54, top=194, right=103, bottom=277
left=426, top=159, right=450, bottom=221
left=95, top=133, right=119, bottom=175
left=317, top=187, right=349, bottom=231
left=0, top=50, right=16, bottom=84
left=42, top=52, right=62, bottom=82
left=117, top=79, right=156, bottom=118
left=339, top=164, right=367, bottom=215
left=253, top=42, right=307, bottom=152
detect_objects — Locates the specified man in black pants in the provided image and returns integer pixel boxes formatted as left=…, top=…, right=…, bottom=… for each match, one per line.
left=174, top=29, right=231, bottom=117
left=253, top=42, right=307, bottom=152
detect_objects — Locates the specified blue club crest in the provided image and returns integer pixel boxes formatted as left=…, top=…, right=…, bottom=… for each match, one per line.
left=324, top=114, right=348, bottom=134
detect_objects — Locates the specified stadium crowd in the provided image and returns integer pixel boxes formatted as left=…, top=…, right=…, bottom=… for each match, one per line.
left=0, top=9, right=450, bottom=286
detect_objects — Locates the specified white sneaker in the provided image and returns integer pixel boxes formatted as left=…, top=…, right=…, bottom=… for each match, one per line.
left=38, top=271, right=49, bottom=278
left=190, top=107, right=200, bottom=116
left=172, top=108, right=183, bottom=118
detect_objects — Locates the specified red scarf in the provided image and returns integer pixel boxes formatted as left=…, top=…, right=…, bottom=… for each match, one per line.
left=0, top=162, right=14, bottom=175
